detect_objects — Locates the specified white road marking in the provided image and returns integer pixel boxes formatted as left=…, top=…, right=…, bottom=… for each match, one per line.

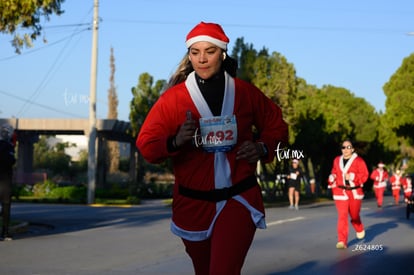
left=267, top=216, right=305, bottom=227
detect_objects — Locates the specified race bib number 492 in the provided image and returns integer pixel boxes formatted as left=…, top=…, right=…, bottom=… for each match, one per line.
left=198, top=115, right=237, bottom=152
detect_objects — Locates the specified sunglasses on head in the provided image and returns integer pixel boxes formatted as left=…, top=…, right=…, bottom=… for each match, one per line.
left=341, top=145, right=353, bottom=150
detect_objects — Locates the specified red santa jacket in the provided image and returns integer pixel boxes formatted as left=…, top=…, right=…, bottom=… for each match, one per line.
left=328, top=153, right=368, bottom=200
left=390, top=174, right=402, bottom=190
left=402, top=177, right=412, bottom=199
left=137, top=72, right=288, bottom=239
left=370, top=168, right=389, bottom=188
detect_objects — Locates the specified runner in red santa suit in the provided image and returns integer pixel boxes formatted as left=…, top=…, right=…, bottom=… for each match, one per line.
left=370, top=162, right=389, bottom=208
left=328, top=139, right=368, bottom=249
left=136, top=22, right=288, bottom=275
left=389, top=170, right=403, bottom=205
left=402, top=175, right=412, bottom=203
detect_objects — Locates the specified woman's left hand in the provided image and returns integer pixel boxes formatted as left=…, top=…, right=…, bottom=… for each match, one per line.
left=236, top=141, right=264, bottom=164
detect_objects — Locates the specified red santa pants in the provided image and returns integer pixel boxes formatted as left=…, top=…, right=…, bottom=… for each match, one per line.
left=374, top=187, right=385, bottom=206
left=182, top=199, right=256, bottom=275
left=392, top=189, right=400, bottom=204
left=335, top=194, right=364, bottom=245
left=404, top=191, right=412, bottom=201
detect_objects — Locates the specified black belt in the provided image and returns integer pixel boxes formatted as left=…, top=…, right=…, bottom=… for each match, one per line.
left=338, top=185, right=361, bottom=190
left=178, top=175, right=257, bottom=202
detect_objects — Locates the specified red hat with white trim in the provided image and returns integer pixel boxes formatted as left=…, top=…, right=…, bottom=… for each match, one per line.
left=186, top=22, right=229, bottom=50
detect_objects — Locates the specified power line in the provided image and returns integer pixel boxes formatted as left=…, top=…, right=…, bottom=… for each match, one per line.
left=0, top=28, right=90, bottom=62
left=0, top=89, right=86, bottom=118
left=13, top=5, right=94, bottom=117
left=15, top=28, right=88, bottom=117
left=43, top=23, right=91, bottom=29
left=103, top=18, right=410, bottom=35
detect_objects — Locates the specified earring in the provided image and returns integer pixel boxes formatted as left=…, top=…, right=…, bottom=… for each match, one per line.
left=188, top=55, right=191, bottom=61
left=222, top=52, right=226, bottom=60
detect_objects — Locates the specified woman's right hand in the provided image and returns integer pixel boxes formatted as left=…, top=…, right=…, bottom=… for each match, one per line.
left=175, top=119, right=196, bottom=148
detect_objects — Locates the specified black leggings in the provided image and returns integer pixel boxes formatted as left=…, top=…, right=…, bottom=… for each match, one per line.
left=1, top=203, right=11, bottom=236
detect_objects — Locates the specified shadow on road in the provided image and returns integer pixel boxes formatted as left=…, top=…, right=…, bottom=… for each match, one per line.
left=347, top=221, right=398, bottom=247
left=266, top=248, right=413, bottom=275
left=11, top=200, right=172, bottom=240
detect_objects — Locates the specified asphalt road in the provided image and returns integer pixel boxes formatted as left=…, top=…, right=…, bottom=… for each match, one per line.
left=1, top=196, right=413, bottom=275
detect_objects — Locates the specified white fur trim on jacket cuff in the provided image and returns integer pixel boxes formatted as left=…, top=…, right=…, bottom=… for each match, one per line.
left=328, top=182, right=336, bottom=189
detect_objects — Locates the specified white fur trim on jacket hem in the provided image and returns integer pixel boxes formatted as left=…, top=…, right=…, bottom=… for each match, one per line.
left=170, top=195, right=266, bottom=241
left=374, top=181, right=387, bottom=188
left=333, top=193, right=364, bottom=200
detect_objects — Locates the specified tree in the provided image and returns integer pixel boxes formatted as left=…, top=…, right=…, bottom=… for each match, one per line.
left=292, top=83, right=380, bottom=188
left=106, top=47, right=120, bottom=174
left=251, top=50, right=298, bottom=128
left=231, top=38, right=298, bottom=134
left=33, top=135, right=73, bottom=176
left=231, top=38, right=299, bottom=198
left=129, top=73, right=165, bottom=138
left=383, top=53, right=414, bottom=145
left=382, top=53, right=414, bottom=172
left=129, top=73, right=166, bottom=188
left=291, top=79, right=329, bottom=186
left=231, top=37, right=258, bottom=82
left=0, top=0, right=65, bottom=53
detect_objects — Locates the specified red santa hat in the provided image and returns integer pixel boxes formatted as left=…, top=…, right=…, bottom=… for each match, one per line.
left=185, top=22, right=229, bottom=50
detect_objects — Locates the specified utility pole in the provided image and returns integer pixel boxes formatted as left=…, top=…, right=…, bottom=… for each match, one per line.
left=87, top=0, right=99, bottom=204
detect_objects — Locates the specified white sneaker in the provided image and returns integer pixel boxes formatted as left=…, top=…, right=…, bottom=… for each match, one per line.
left=356, top=230, right=365, bottom=239
left=336, top=241, right=347, bottom=249
left=1, top=236, right=13, bottom=241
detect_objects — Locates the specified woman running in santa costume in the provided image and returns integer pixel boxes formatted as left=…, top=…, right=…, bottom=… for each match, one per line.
left=137, top=22, right=288, bottom=275
left=402, top=175, right=412, bottom=203
left=370, top=162, right=389, bottom=208
left=328, top=139, right=369, bottom=249
left=390, top=170, right=403, bottom=205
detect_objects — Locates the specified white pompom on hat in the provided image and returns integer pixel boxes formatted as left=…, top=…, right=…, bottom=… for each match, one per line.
left=186, top=22, right=229, bottom=50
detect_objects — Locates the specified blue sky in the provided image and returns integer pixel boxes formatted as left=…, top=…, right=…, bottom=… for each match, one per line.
left=1, top=0, right=413, bottom=122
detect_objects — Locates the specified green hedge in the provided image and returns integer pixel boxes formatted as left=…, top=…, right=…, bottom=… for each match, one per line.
left=47, top=186, right=87, bottom=203
left=13, top=180, right=173, bottom=204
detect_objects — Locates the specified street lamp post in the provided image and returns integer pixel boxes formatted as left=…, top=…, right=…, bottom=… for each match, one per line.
left=87, top=0, right=99, bottom=204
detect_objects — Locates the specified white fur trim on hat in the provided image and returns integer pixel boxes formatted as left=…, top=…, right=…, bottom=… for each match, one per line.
left=186, top=35, right=228, bottom=50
